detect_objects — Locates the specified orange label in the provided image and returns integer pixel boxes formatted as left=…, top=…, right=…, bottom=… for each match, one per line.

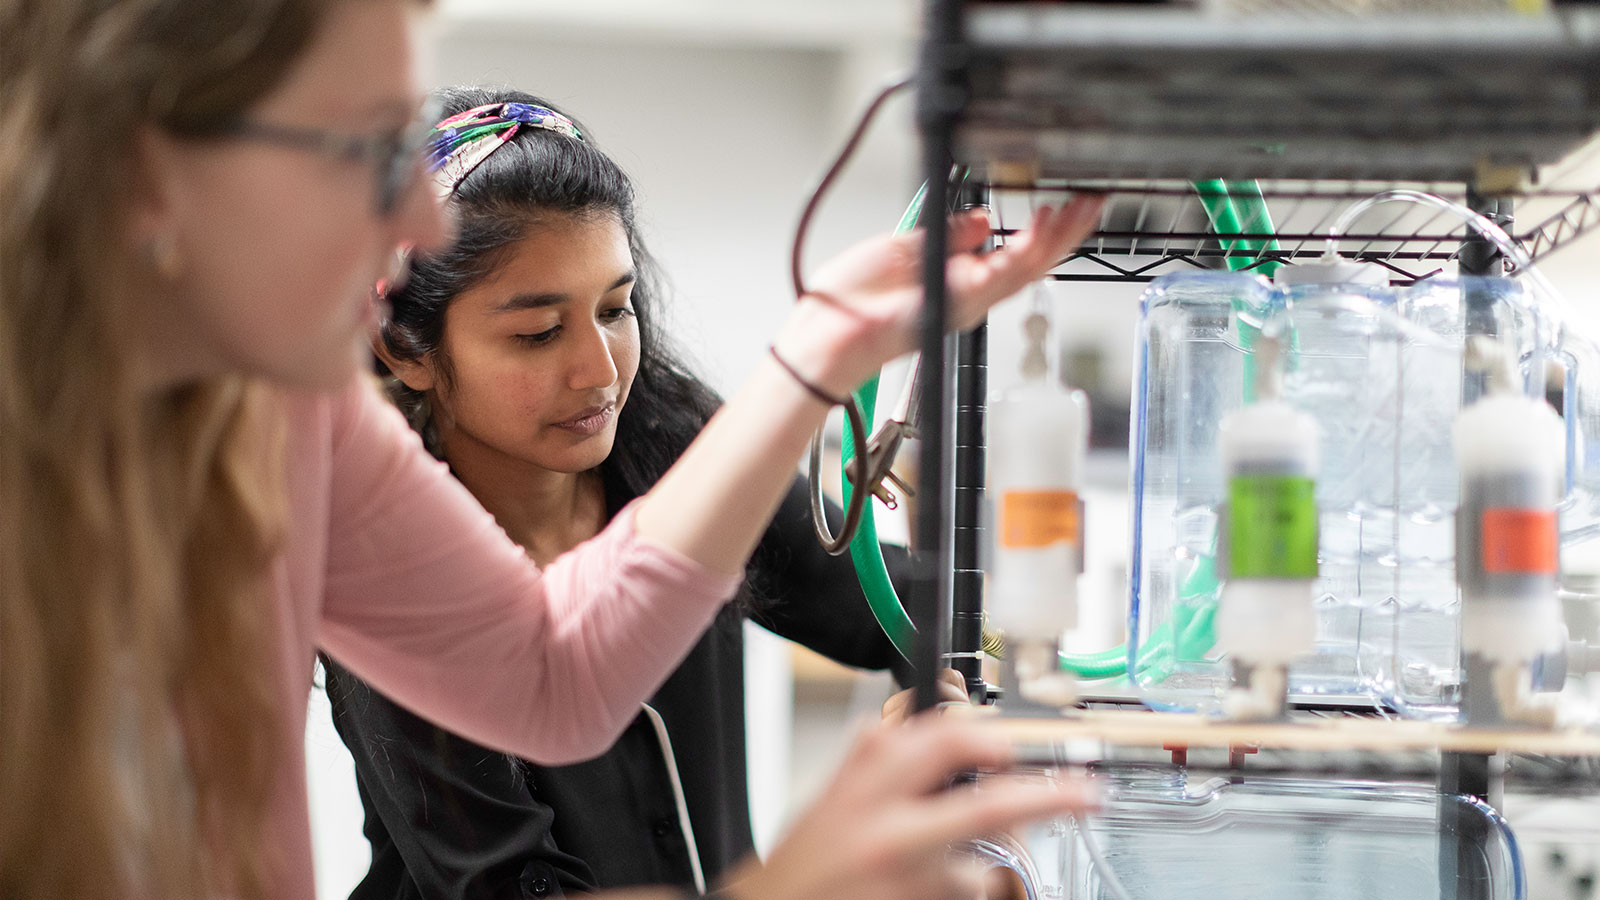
left=1000, top=490, right=1081, bottom=549
left=1480, top=508, right=1558, bottom=575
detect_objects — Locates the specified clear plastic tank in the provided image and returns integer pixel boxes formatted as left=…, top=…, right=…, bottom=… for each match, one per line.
left=970, top=765, right=1526, bottom=900
left=1127, top=269, right=1568, bottom=716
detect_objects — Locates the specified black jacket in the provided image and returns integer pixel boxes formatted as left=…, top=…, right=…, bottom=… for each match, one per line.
left=324, top=478, right=909, bottom=900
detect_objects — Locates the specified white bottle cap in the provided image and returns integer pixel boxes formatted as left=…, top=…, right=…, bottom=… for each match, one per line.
left=1272, top=253, right=1389, bottom=288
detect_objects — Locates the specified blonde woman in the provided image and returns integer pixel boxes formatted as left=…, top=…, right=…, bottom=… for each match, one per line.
left=0, top=2, right=1104, bottom=900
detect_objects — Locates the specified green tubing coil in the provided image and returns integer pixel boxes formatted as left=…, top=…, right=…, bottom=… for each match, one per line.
left=840, top=185, right=928, bottom=662
left=842, top=372, right=917, bottom=661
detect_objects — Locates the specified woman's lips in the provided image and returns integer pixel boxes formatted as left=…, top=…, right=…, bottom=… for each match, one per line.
left=551, top=403, right=615, bottom=437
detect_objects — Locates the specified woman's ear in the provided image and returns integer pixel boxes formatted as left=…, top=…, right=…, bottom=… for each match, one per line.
left=372, top=331, right=436, bottom=392
left=128, top=126, right=187, bottom=274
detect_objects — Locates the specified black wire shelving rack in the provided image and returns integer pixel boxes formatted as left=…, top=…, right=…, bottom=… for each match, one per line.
left=900, top=7, right=1600, bottom=895
left=911, top=0, right=1600, bottom=711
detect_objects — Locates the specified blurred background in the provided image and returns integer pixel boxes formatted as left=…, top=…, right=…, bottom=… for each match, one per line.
left=307, top=2, right=1600, bottom=897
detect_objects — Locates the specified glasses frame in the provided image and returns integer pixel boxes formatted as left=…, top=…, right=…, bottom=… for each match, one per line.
left=217, top=100, right=441, bottom=217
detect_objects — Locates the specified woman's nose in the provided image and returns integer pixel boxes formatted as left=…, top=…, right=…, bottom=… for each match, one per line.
left=567, top=324, right=619, bottom=391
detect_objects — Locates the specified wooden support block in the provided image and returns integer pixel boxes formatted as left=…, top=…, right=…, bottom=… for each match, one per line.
left=987, top=709, right=1600, bottom=756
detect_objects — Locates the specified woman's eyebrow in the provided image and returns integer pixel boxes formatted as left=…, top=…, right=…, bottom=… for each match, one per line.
left=494, top=271, right=636, bottom=313
left=495, top=292, right=566, bottom=312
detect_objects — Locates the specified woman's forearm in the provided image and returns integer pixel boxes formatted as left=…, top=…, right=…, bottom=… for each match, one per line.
left=633, top=199, right=1105, bottom=577
left=634, top=352, right=829, bottom=574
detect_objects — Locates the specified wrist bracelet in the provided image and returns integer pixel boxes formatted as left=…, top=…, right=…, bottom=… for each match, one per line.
left=768, top=345, right=847, bottom=407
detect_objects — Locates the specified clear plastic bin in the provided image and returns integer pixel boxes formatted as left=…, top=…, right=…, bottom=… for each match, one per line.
left=971, top=765, right=1526, bottom=900
left=1126, top=270, right=1571, bottom=716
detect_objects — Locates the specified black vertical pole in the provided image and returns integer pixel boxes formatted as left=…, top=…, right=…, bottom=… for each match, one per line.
left=1457, top=188, right=1514, bottom=733
left=912, top=0, right=964, bottom=714
left=1440, top=188, right=1512, bottom=900
left=1455, top=186, right=1512, bottom=741
left=952, top=178, right=992, bottom=704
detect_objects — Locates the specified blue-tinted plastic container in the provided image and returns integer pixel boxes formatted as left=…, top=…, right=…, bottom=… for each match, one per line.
left=1126, top=269, right=1565, bottom=716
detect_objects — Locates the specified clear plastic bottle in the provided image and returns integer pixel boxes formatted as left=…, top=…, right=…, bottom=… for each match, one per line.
left=1129, top=271, right=1276, bottom=712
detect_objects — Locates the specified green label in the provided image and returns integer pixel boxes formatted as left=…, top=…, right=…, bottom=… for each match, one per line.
left=1227, top=475, right=1318, bottom=579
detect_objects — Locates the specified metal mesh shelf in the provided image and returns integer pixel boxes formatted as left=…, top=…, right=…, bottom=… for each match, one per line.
left=959, top=5, right=1600, bottom=185
left=984, top=177, right=1600, bottom=282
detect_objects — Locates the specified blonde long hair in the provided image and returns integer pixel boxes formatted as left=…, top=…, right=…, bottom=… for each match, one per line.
left=1, top=1, right=337, bottom=896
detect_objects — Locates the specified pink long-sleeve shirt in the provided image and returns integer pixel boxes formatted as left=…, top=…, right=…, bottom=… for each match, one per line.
left=263, top=378, right=741, bottom=896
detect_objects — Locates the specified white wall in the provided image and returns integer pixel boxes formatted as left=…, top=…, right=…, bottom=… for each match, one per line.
left=428, top=24, right=919, bottom=395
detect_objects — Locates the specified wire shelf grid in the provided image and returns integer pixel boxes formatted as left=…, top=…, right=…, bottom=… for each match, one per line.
left=984, top=178, right=1600, bottom=284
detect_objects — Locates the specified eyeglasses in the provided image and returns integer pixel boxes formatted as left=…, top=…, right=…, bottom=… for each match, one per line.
left=218, top=101, right=441, bottom=217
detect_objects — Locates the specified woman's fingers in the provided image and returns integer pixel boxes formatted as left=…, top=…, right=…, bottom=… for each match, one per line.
left=851, top=716, right=1016, bottom=800
left=833, top=716, right=1007, bottom=802
left=946, top=208, right=994, bottom=257
left=944, top=195, right=1105, bottom=330
left=936, top=669, right=972, bottom=708
left=785, top=192, right=1103, bottom=389
left=1038, top=194, right=1105, bottom=262
left=736, top=715, right=1088, bottom=900
left=876, top=775, right=1096, bottom=861
left=881, top=669, right=971, bottom=724
left=880, top=691, right=915, bottom=724
left=992, top=197, right=1103, bottom=280
left=1006, top=196, right=1103, bottom=265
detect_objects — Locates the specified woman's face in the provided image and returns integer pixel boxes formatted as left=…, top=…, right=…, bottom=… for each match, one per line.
left=143, top=0, right=447, bottom=389
left=429, top=213, right=642, bottom=475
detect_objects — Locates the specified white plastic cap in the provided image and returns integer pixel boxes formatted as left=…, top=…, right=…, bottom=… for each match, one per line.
left=1272, top=253, right=1390, bottom=288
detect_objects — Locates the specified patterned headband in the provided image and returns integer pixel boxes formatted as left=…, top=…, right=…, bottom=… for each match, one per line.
left=373, top=103, right=584, bottom=300
left=426, top=101, right=585, bottom=199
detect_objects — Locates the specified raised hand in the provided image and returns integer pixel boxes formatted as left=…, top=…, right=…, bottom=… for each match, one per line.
left=774, top=196, right=1106, bottom=398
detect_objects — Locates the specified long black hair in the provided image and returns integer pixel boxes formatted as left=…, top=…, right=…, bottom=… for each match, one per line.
left=379, top=86, right=722, bottom=507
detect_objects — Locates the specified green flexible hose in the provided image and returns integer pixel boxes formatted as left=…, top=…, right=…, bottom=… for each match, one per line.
left=840, top=185, right=929, bottom=662
left=1195, top=179, right=1283, bottom=278
left=842, top=373, right=916, bottom=661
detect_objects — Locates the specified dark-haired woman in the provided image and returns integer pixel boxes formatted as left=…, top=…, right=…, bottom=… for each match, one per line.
left=321, top=89, right=948, bottom=900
